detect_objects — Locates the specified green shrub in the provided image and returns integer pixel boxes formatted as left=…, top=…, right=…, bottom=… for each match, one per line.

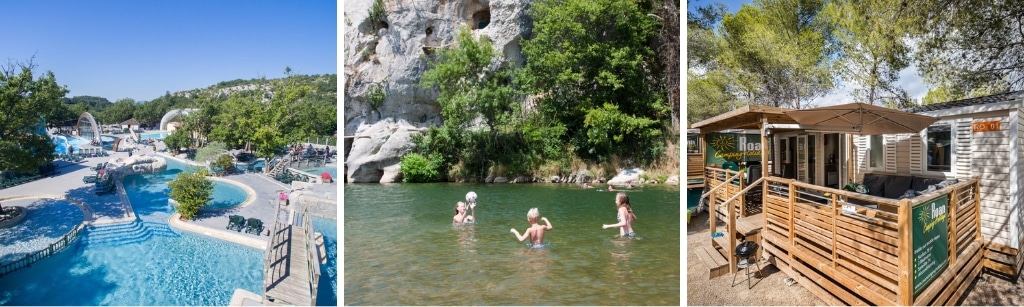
left=164, top=130, right=190, bottom=154
left=639, top=173, right=650, bottom=181
left=195, top=141, right=228, bottom=164
left=368, top=0, right=387, bottom=31
left=400, top=153, right=439, bottom=182
left=214, top=154, right=235, bottom=172
left=168, top=168, right=213, bottom=220
left=656, top=174, right=668, bottom=183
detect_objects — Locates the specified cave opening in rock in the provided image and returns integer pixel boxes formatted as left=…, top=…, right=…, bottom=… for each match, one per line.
left=426, top=26, right=433, bottom=36
left=472, top=10, right=490, bottom=29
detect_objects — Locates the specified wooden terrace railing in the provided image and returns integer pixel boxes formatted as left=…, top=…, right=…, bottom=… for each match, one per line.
left=760, top=176, right=983, bottom=306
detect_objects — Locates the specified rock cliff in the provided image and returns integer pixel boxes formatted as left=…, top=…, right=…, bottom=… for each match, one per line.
left=343, top=0, right=532, bottom=183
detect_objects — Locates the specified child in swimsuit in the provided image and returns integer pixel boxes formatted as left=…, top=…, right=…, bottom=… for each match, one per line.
left=510, top=208, right=553, bottom=247
left=453, top=201, right=475, bottom=223
left=602, top=192, right=637, bottom=237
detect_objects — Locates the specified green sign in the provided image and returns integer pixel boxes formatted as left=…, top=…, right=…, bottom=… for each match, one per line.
left=912, top=195, right=949, bottom=296
left=705, top=133, right=762, bottom=165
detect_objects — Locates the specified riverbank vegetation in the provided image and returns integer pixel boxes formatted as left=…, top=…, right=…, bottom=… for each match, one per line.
left=688, top=0, right=1024, bottom=125
left=407, top=0, right=680, bottom=183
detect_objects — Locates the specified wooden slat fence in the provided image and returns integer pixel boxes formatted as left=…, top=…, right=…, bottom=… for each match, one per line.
left=761, top=176, right=984, bottom=306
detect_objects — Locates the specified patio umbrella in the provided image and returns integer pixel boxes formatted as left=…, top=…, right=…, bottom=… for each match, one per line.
left=785, top=102, right=939, bottom=184
left=786, top=102, right=937, bottom=135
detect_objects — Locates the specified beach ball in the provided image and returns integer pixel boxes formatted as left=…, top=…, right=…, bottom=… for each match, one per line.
left=466, top=191, right=477, bottom=204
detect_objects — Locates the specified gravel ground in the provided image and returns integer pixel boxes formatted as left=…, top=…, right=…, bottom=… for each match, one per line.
left=686, top=210, right=1024, bottom=306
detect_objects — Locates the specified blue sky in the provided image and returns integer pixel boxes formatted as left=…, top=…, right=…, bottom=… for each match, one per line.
left=2, top=0, right=337, bottom=102
left=686, top=0, right=930, bottom=106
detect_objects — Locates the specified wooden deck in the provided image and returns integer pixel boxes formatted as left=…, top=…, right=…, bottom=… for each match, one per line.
left=263, top=222, right=317, bottom=306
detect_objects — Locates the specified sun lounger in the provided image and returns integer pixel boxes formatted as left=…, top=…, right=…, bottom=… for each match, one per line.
left=226, top=215, right=246, bottom=231
left=83, top=175, right=99, bottom=183
left=244, top=218, right=263, bottom=234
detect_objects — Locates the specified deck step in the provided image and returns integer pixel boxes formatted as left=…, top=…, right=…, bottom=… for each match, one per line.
left=697, top=245, right=730, bottom=279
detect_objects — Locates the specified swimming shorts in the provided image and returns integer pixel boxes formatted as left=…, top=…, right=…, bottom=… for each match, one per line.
left=530, top=243, right=546, bottom=249
left=623, top=232, right=636, bottom=237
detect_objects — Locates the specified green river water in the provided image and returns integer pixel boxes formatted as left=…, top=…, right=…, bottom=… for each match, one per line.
left=344, top=183, right=680, bottom=305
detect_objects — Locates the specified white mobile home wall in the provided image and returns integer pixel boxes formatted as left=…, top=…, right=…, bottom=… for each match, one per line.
left=851, top=101, right=1024, bottom=276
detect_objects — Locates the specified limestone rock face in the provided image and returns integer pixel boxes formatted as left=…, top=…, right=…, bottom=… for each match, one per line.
left=343, top=0, right=533, bottom=183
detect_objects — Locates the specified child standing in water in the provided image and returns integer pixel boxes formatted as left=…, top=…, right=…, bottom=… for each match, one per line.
left=602, top=192, right=637, bottom=237
left=510, top=208, right=553, bottom=247
left=453, top=201, right=475, bottom=223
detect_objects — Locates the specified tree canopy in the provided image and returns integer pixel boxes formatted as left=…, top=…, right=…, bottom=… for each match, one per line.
left=688, top=0, right=1024, bottom=125
left=0, top=61, right=67, bottom=173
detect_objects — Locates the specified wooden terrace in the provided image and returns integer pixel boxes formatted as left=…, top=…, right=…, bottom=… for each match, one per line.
left=690, top=105, right=986, bottom=305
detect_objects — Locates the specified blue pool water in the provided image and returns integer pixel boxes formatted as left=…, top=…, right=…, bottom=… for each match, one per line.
left=52, top=135, right=93, bottom=155
left=140, top=132, right=168, bottom=140
left=313, top=217, right=338, bottom=305
left=298, top=166, right=337, bottom=180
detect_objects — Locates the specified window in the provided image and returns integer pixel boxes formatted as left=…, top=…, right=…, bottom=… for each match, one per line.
left=687, top=135, right=701, bottom=153
left=869, top=135, right=883, bottom=168
left=927, top=125, right=952, bottom=172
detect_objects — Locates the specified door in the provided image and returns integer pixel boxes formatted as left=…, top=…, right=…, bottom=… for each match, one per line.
left=797, top=135, right=808, bottom=182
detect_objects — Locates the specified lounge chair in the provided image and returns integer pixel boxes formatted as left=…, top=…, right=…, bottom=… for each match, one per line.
left=226, top=215, right=246, bottom=231
left=83, top=175, right=99, bottom=183
left=244, top=218, right=263, bottom=234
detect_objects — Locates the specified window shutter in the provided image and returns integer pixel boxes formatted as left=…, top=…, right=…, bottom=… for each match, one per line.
left=955, top=120, right=972, bottom=178
left=910, top=133, right=924, bottom=174
left=885, top=134, right=897, bottom=173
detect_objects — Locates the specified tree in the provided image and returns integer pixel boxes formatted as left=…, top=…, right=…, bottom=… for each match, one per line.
left=519, top=0, right=668, bottom=164
left=825, top=0, right=914, bottom=106
left=164, top=130, right=189, bottom=154
left=168, top=168, right=213, bottom=220
left=717, top=0, right=838, bottom=109
left=913, top=0, right=1023, bottom=94
left=101, top=98, right=137, bottom=124
left=0, top=61, right=67, bottom=173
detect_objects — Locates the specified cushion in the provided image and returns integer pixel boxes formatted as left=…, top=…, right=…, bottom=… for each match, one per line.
left=883, top=175, right=915, bottom=199
left=911, top=177, right=945, bottom=192
left=899, top=189, right=919, bottom=199
left=862, top=174, right=887, bottom=198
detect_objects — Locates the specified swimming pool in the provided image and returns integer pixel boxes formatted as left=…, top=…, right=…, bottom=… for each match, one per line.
left=0, top=167, right=262, bottom=305
left=298, top=166, right=337, bottom=180
left=0, top=154, right=337, bottom=305
left=313, top=217, right=337, bottom=305
left=140, top=132, right=168, bottom=141
left=52, top=135, right=93, bottom=155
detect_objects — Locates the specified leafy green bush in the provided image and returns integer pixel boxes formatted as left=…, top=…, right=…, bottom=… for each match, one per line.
left=164, top=130, right=190, bottom=154
left=639, top=173, right=650, bottom=181
left=656, top=174, right=668, bottom=183
left=169, top=168, right=213, bottom=220
left=400, top=153, right=439, bottom=182
left=214, top=154, right=235, bottom=172
left=195, top=141, right=227, bottom=164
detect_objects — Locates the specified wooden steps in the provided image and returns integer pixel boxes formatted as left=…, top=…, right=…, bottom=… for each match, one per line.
left=697, top=245, right=730, bottom=279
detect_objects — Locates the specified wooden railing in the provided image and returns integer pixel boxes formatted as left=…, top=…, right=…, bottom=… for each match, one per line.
left=704, top=167, right=760, bottom=218
left=760, top=176, right=983, bottom=305
left=301, top=200, right=321, bottom=306
left=0, top=223, right=86, bottom=278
